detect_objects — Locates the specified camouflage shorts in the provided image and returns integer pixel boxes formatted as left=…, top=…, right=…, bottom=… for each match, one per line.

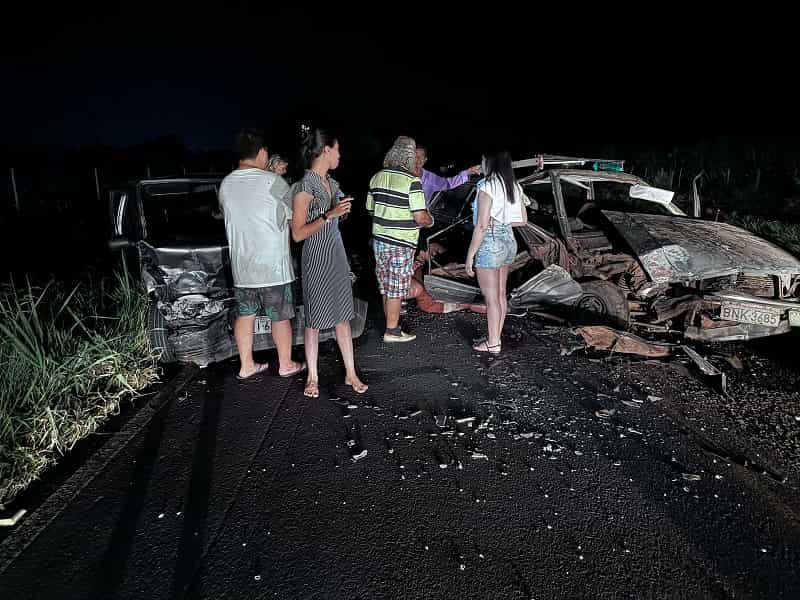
left=234, top=283, right=295, bottom=320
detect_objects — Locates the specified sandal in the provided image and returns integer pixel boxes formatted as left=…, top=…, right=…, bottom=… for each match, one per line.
left=472, top=340, right=501, bottom=354
left=345, top=377, right=369, bottom=394
left=236, top=362, right=269, bottom=380
left=304, top=379, right=320, bottom=398
left=279, top=361, right=307, bottom=378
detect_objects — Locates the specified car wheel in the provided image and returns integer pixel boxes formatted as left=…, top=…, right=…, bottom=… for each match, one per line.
left=147, top=299, right=175, bottom=363
left=571, top=280, right=630, bottom=330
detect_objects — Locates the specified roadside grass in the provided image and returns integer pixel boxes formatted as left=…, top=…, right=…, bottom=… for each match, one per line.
left=0, top=266, right=158, bottom=508
left=733, top=215, right=800, bottom=257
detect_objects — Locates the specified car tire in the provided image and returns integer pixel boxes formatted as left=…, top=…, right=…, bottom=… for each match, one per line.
left=147, top=299, right=175, bottom=363
left=571, top=280, right=630, bottom=330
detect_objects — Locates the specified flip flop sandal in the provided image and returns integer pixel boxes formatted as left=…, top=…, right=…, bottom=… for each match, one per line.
left=236, top=362, right=269, bottom=380
left=304, top=381, right=320, bottom=398
left=279, top=362, right=307, bottom=378
left=472, top=340, right=501, bottom=354
left=345, top=379, right=369, bottom=394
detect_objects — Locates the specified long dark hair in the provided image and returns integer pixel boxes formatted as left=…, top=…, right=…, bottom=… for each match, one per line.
left=299, top=125, right=337, bottom=169
left=483, top=149, right=516, bottom=204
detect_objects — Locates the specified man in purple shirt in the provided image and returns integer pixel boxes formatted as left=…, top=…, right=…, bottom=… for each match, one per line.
left=414, top=145, right=481, bottom=206
left=400, top=146, right=481, bottom=315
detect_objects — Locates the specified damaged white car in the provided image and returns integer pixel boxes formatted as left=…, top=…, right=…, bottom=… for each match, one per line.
left=108, top=177, right=367, bottom=365
left=424, top=155, right=800, bottom=342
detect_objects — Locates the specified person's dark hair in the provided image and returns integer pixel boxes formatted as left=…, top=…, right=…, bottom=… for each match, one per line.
left=235, top=129, right=266, bottom=161
left=299, top=125, right=337, bottom=168
left=483, top=149, right=517, bottom=204
left=416, top=145, right=427, bottom=157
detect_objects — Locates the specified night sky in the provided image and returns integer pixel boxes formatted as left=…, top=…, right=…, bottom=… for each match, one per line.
left=2, top=6, right=797, bottom=157
left=1, top=4, right=797, bottom=278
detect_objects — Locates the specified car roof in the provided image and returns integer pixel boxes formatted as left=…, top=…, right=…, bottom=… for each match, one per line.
left=518, top=169, right=647, bottom=186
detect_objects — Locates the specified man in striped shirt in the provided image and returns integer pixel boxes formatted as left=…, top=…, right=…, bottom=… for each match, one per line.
left=367, top=136, right=433, bottom=343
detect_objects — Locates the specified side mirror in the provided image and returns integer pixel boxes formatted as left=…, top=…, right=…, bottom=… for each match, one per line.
left=109, top=236, right=132, bottom=251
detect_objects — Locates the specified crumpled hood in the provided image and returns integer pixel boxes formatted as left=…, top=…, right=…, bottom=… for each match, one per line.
left=603, top=211, right=800, bottom=283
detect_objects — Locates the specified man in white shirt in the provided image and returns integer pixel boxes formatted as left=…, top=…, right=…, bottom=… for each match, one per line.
left=219, top=130, right=305, bottom=380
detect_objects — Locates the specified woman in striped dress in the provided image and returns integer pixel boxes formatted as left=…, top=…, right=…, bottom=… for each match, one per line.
left=290, top=127, right=368, bottom=398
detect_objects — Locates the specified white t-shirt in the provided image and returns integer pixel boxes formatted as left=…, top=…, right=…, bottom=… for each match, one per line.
left=475, top=176, right=526, bottom=224
left=218, top=168, right=294, bottom=288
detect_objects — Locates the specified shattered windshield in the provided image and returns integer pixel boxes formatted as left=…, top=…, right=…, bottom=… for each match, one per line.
left=141, top=182, right=226, bottom=244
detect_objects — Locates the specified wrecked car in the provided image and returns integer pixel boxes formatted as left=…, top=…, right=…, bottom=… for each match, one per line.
left=108, top=177, right=367, bottom=366
left=424, top=155, right=800, bottom=342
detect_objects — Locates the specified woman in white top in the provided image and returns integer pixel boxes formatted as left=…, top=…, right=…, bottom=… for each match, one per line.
left=465, top=149, right=527, bottom=353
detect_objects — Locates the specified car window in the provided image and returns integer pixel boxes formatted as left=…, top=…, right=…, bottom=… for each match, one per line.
left=141, top=182, right=226, bottom=243
left=563, top=179, right=673, bottom=220
left=429, top=185, right=474, bottom=224
left=557, top=178, right=673, bottom=234
left=594, top=181, right=673, bottom=216
left=522, top=181, right=558, bottom=235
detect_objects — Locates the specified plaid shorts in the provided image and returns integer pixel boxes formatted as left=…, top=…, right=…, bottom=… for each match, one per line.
left=374, top=240, right=415, bottom=299
left=234, top=282, right=295, bottom=319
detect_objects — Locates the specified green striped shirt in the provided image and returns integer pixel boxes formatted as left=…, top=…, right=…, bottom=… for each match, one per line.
left=367, top=169, right=427, bottom=248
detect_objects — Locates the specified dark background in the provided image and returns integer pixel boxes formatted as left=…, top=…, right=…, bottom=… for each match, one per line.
left=1, top=5, right=798, bottom=276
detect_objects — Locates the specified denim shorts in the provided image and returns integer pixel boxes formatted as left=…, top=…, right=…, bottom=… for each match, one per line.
left=475, top=223, right=517, bottom=269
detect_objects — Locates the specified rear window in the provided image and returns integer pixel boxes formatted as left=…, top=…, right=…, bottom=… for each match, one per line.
left=141, top=181, right=226, bottom=244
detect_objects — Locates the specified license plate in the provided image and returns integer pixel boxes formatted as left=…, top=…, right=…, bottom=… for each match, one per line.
left=720, top=302, right=780, bottom=328
left=790, top=309, right=800, bottom=327
left=254, top=316, right=272, bottom=334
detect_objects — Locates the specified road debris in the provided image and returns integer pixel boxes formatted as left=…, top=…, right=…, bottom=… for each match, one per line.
left=576, top=326, right=674, bottom=358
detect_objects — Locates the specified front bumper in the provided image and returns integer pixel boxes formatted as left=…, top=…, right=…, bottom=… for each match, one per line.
left=685, top=291, right=800, bottom=342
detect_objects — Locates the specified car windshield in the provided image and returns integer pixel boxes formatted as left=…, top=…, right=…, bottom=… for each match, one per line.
left=140, top=181, right=226, bottom=244
left=561, top=179, right=675, bottom=220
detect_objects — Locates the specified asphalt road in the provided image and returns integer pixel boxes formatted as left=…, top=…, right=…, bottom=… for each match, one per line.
left=1, top=305, right=799, bottom=599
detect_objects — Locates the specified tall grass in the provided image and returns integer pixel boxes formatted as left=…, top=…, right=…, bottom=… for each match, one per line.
left=733, top=215, right=800, bottom=257
left=0, top=267, right=158, bottom=508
